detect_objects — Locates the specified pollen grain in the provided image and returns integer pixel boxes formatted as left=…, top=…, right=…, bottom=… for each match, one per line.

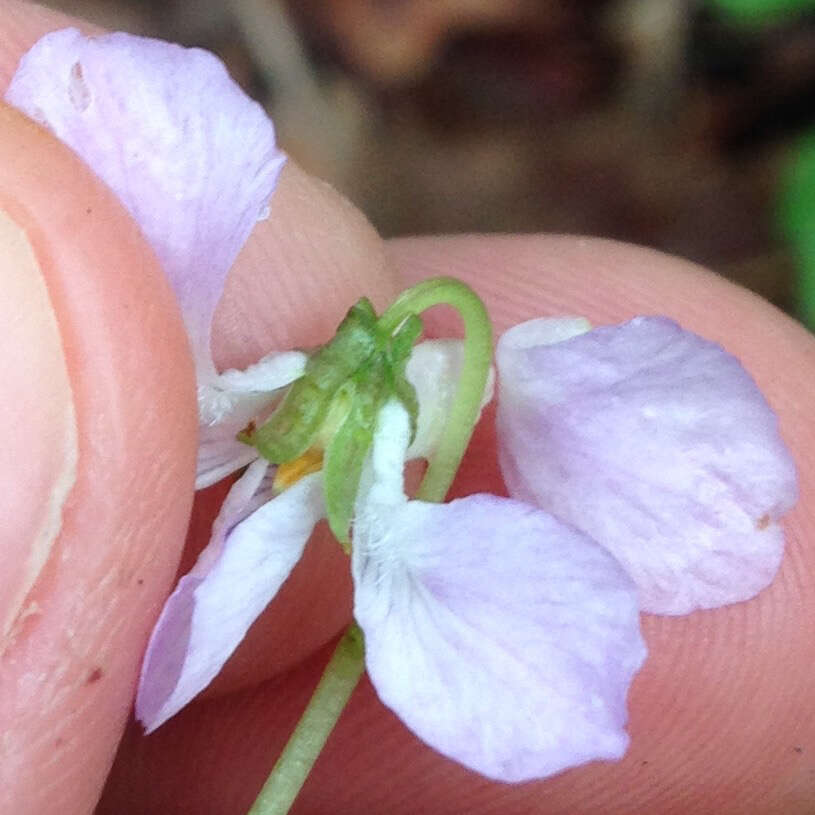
left=274, top=448, right=324, bottom=492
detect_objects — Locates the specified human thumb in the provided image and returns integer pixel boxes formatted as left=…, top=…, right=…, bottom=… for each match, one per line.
left=0, top=102, right=197, bottom=813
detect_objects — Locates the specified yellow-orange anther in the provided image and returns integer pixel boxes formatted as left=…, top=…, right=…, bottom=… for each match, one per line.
left=273, top=447, right=324, bottom=492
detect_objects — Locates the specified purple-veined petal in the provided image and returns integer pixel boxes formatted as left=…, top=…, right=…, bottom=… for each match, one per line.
left=353, top=497, right=645, bottom=782
left=196, top=350, right=308, bottom=488
left=352, top=400, right=645, bottom=782
left=196, top=433, right=259, bottom=492
left=497, top=316, right=798, bottom=615
left=405, top=340, right=495, bottom=460
left=6, top=28, right=286, bottom=379
left=136, top=463, right=323, bottom=731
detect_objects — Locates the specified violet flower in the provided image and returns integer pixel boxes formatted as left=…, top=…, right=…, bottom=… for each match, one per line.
left=133, top=327, right=500, bottom=727
left=6, top=28, right=797, bottom=793
left=136, top=383, right=644, bottom=782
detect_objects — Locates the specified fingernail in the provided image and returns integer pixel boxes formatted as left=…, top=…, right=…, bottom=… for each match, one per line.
left=0, top=209, right=77, bottom=645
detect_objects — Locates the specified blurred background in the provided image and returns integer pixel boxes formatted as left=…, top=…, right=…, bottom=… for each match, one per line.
left=41, top=0, right=815, bottom=325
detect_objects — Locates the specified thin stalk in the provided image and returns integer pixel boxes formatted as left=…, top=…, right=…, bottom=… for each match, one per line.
left=247, top=624, right=365, bottom=815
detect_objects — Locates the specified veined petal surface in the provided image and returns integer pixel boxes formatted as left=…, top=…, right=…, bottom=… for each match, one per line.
left=353, top=494, right=645, bottom=782
left=136, top=465, right=323, bottom=731
left=352, top=399, right=645, bottom=782
left=6, top=28, right=286, bottom=377
left=196, top=432, right=259, bottom=492
left=497, top=316, right=798, bottom=615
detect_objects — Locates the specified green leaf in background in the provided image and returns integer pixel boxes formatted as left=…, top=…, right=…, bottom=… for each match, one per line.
left=778, top=131, right=815, bottom=328
left=709, top=0, right=815, bottom=25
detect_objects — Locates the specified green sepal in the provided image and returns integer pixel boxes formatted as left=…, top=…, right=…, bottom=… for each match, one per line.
left=322, top=375, right=381, bottom=545
left=380, top=313, right=421, bottom=444
left=323, top=314, right=425, bottom=542
left=393, top=374, right=419, bottom=445
left=386, top=314, right=424, bottom=442
left=246, top=298, right=379, bottom=463
left=248, top=377, right=333, bottom=463
left=385, top=314, right=423, bottom=374
left=306, top=298, right=378, bottom=392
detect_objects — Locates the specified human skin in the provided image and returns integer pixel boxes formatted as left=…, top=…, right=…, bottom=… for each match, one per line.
left=1, top=2, right=814, bottom=813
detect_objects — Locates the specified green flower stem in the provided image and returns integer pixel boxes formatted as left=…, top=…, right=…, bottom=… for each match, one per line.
left=246, top=624, right=365, bottom=815
left=378, top=277, right=493, bottom=503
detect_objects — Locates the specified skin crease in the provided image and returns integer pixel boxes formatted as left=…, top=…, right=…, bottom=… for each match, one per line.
left=2, top=2, right=815, bottom=813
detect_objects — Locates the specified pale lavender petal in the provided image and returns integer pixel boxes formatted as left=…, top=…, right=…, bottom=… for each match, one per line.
left=6, top=28, right=286, bottom=378
left=136, top=466, right=323, bottom=731
left=353, top=494, right=646, bottom=782
left=195, top=434, right=259, bottom=491
left=497, top=316, right=798, bottom=615
left=352, top=398, right=644, bottom=781
left=196, top=350, right=308, bottom=488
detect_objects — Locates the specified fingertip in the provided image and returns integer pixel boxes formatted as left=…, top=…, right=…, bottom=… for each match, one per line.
left=0, top=102, right=197, bottom=812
